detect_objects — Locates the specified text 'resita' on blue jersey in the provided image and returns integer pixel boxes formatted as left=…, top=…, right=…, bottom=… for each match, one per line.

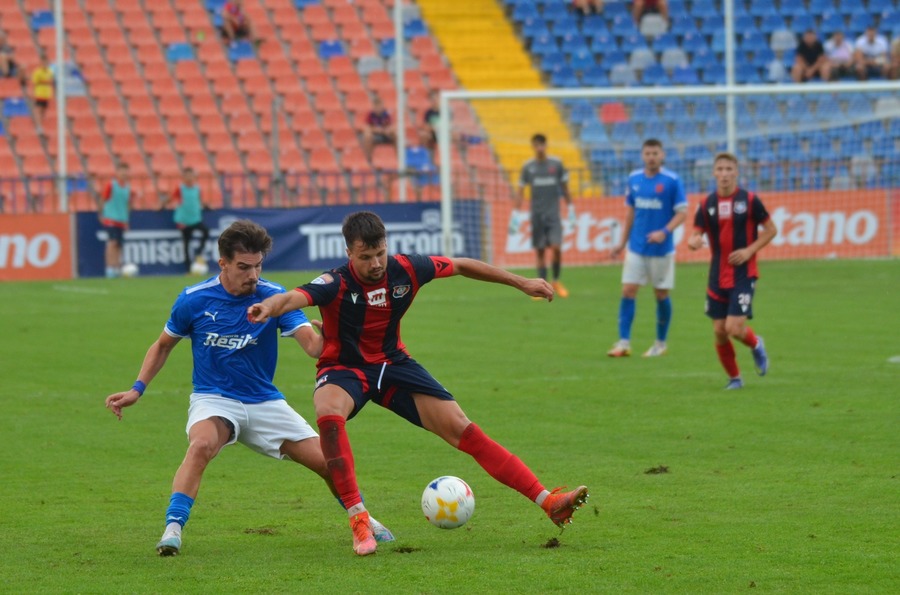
left=625, top=167, right=687, bottom=257
left=164, top=276, right=310, bottom=403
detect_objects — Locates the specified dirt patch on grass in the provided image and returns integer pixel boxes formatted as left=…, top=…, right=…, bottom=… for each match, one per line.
left=645, top=465, right=669, bottom=474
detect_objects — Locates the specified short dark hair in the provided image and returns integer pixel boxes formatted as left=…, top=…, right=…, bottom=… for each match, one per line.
left=643, top=138, right=663, bottom=149
left=218, top=219, right=272, bottom=261
left=531, top=133, right=547, bottom=144
left=183, top=166, right=194, bottom=174
left=342, top=211, right=386, bottom=249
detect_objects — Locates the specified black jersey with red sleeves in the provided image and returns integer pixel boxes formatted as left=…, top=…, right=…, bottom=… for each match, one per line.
left=295, top=254, right=454, bottom=368
left=693, top=188, right=770, bottom=293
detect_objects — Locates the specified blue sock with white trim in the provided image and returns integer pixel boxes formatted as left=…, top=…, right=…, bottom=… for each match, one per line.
left=618, top=297, right=636, bottom=341
left=165, top=492, right=194, bottom=528
left=656, top=297, right=672, bottom=342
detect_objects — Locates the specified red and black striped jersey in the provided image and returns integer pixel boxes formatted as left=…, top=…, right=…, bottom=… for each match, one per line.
left=295, top=254, right=454, bottom=368
left=694, top=188, right=770, bottom=292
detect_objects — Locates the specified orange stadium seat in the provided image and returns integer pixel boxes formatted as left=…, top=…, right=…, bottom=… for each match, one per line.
left=165, top=113, right=194, bottom=133
left=181, top=78, right=211, bottom=98
left=237, top=131, right=268, bottom=153
left=151, top=78, right=179, bottom=98
left=76, top=131, right=107, bottom=156
left=264, top=61, right=295, bottom=80
left=0, top=79, right=22, bottom=98
left=346, top=37, right=376, bottom=60
left=127, top=96, right=157, bottom=117
left=189, top=95, right=219, bottom=117
left=221, top=94, right=249, bottom=114
left=297, top=128, right=328, bottom=150
left=134, top=115, right=161, bottom=136
left=198, top=115, right=229, bottom=136
left=110, top=134, right=142, bottom=159
left=141, top=132, right=170, bottom=155
left=229, top=112, right=257, bottom=133
left=173, top=132, right=203, bottom=155
left=321, top=110, right=353, bottom=134
left=344, top=90, right=372, bottom=115
left=15, top=136, right=44, bottom=158
left=66, top=97, right=93, bottom=117
left=245, top=153, right=275, bottom=174
left=22, top=155, right=51, bottom=177
left=174, top=61, right=203, bottom=83
left=214, top=151, right=244, bottom=175
left=308, top=148, right=339, bottom=173
left=335, top=72, right=365, bottom=94
left=204, top=130, right=233, bottom=152
left=339, top=147, right=368, bottom=172
left=158, top=95, right=189, bottom=116
left=309, top=24, right=340, bottom=43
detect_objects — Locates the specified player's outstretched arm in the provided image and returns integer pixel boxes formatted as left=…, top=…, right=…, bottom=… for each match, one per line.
left=248, top=289, right=310, bottom=323
left=105, top=332, right=180, bottom=420
left=292, top=320, right=324, bottom=359
left=449, top=257, right=554, bottom=301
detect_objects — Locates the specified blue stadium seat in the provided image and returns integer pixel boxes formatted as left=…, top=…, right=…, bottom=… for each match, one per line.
left=759, top=15, right=786, bottom=34
left=630, top=99, right=657, bottom=121
left=228, top=41, right=256, bottom=61
left=166, top=43, right=196, bottom=63
left=294, top=0, right=320, bottom=6
left=404, top=19, right=428, bottom=39
left=752, top=47, right=776, bottom=68
left=837, top=0, right=868, bottom=15
left=749, top=3, right=778, bottom=17
left=522, top=18, right=550, bottom=40
left=643, top=121, right=670, bottom=143
left=839, top=138, right=864, bottom=158
left=581, top=15, right=609, bottom=37
left=619, top=33, right=647, bottom=53
left=781, top=4, right=808, bottom=18
left=703, top=120, right=726, bottom=141
left=846, top=95, right=873, bottom=114
left=610, top=14, right=640, bottom=38
left=668, top=0, right=687, bottom=14
left=541, top=51, right=566, bottom=73
left=847, top=13, right=873, bottom=34
left=590, top=33, right=619, bottom=54
left=711, top=30, right=727, bottom=53
left=31, top=11, right=54, bottom=30
left=551, top=65, right=581, bottom=87
left=669, top=14, right=698, bottom=37
left=702, top=65, right=726, bottom=84
left=569, top=101, right=595, bottom=124
left=3, top=98, right=30, bottom=118
left=790, top=14, right=815, bottom=32
left=691, top=0, right=720, bottom=19
left=683, top=144, right=709, bottom=160
left=620, top=148, right=643, bottom=164
left=858, top=121, right=884, bottom=137
left=652, top=33, right=679, bottom=53
left=662, top=97, right=686, bottom=115
left=672, top=66, right=700, bottom=84
left=681, top=32, right=709, bottom=54
left=872, top=136, right=894, bottom=158
left=512, top=2, right=540, bottom=23
left=745, top=137, right=769, bottom=160
left=581, top=122, right=610, bottom=145
left=673, top=120, right=701, bottom=142
left=610, top=122, right=640, bottom=143
left=869, top=0, right=894, bottom=12
left=736, top=63, right=762, bottom=83
left=206, top=0, right=227, bottom=11
left=700, top=16, right=724, bottom=35
left=561, top=32, right=591, bottom=55
left=691, top=47, right=718, bottom=69
left=741, top=31, right=768, bottom=52
left=378, top=38, right=397, bottom=58
left=406, top=146, right=432, bottom=170
left=882, top=11, right=900, bottom=33
left=531, top=34, right=559, bottom=56
left=820, top=12, right=846, bottom=36
left=808, top=0, right=837, bottom=13
left=601, top=49, right=627, bottom=67
left=814, top=96, right=843, bottom=119
left=551, top=18, right=580, bottom=39
left=734, top=14, right=756, bottom=31
left=602, top=1, right=630, bottom=19
left=316, top=39, right=344, bottom=60
left=641, top=64, right=670, bottom=86
left=590, top=148, right=617, bottom=163
left=581, top=65, right=610, bottom=86
left=569, top=49, right=596, bottom=71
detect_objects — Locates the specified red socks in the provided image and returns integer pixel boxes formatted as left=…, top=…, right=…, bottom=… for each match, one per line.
left=457, top=423, right=545, bottom=502
left=739, top=326, right=759, bottom=349
left=317, top=415, right=362, bottom=509
left=715, top=341, right=740, bottom=378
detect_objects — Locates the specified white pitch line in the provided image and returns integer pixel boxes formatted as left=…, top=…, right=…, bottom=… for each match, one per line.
left=52, top=285, right=110, bottom=295
left=887, top=355, right=900, bottom=364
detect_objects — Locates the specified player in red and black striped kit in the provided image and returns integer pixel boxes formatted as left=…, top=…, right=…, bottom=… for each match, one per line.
left=248, top=211, right=589, bottom=556
left=688, top=153, right=777, bottom=390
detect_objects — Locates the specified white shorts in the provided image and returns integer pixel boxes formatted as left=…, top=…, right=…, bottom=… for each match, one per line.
left=622, top=250, right=676, bottom=289
left=186, top=393, right=318, bottom=459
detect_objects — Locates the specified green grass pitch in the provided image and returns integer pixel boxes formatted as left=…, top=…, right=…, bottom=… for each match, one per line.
left=0, top=259, right=897, bottom=593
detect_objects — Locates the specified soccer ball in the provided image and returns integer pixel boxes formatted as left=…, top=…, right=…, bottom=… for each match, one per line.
left=121, top=263, right=139, bottom=277
left=421, top=476, right=475, bottom=529
left=190, top=259, right=210, bottom=276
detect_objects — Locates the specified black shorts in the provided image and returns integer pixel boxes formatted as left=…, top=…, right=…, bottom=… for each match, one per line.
left=104, top=225, right=124, bottom=244
left=35, top=99, right=49, bottom=109
left=705, top=278, right=756, bottom=320
left=315, top=358, right=455, bottom=427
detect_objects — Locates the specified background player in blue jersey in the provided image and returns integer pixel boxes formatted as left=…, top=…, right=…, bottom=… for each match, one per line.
left=160, top=167, right=211, bottom=274
left=104, top=220, right=392, bottom=556
left=248, top=211, right=589, bottom=557
left=609, top=139, right=687, bottom=357
left=688, top=153, right=776, bottom=389
left=513, top=133, right=575, bottom=298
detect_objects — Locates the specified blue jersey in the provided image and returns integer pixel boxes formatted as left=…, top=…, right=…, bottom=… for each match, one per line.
left=164, top=276, right=310, bottom=404
left=625, top=167, right=687, bottom=257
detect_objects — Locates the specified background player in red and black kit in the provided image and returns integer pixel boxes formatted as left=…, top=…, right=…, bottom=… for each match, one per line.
left=248, top=211, right=589, bottom=556
left=688, top=153, right=777, bottom=390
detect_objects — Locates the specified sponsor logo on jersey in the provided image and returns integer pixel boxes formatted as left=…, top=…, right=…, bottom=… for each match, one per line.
left=708, top=207, right=716, bottom=216
left=367, top=288, right=387, bottom=307
left=719, top=201, right=732, bottom=219
left=655, top=183, right=664, bottom=193
left=532, top=176, right=558, bottom=187
left=311, top=273, right=333, bottom=285
left=203, top=333, right=258, bottom=350
left=733, top=200, right=747, bottom=215
left=635, top=197, right=664, bottom=210
left=203, top=311, right=218, bottom=322
left=392, top=284, right=411, bottom=298
left=350, top=292, right=359, bottom=303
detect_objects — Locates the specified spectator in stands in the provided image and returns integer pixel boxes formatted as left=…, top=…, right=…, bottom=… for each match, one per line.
left=824, top=31, right=855, bottom=81
left=632, top=0, right=668, bottom=24
left=792, top=29, right=831, bottom=83
left=221, top=0, right=259, bottom=45
left=853, top=26, right=889, bottom=80
left=0, top=32, right=26, bottom=86
left=362, top=96, right=396, bottom=161
left=887, top=37, right=900, bottom=80
left=573, top=0, right=604, bottom=16
left=31, top=53, right=53, bottom=133
left=418, top=90, right=439, bottom=152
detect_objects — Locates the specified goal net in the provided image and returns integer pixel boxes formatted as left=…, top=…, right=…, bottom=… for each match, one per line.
left=437, top=83, right=900, bottom=266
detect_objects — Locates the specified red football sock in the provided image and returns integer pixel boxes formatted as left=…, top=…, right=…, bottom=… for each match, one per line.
left=317, top=415, right=362, bottom=509
left=457, top=423, right=545, bottom=502
left=739, top=326, right=759, bottom=349
left=715, top=341, right=740, bottom=378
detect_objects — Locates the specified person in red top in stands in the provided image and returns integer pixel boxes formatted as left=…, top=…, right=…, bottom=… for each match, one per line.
left=632, top=0, right=668, bottom=23
left=221, top=0, right=258, bottom=44
left=688, top=153, right=777, bottom=390
left=362, top=96, right=396, bottom=161
left=248, top=211, right=589, bottom=557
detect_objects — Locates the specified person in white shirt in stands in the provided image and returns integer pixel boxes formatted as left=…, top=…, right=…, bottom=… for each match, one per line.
left=824, top=31, right=855, bottom=81
left=853, top=26, right=889, bottom=80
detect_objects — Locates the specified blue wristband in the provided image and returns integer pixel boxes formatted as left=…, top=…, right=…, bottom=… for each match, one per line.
left=662, top=228, right=672, bottom=237
left=132, top=380, right=146, bottom=396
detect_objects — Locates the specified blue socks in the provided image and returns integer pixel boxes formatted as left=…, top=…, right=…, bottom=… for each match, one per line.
left=657, top=297, right=672, bottom=342
left=165, top=492, right=195, bottom=528
left=618, top=297, right=636, bottom=341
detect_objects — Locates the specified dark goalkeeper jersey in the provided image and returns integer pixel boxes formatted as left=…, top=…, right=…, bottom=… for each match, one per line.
left=295, top=254, right=455, bottom=368
left=693, top=188, right=770, bottom=293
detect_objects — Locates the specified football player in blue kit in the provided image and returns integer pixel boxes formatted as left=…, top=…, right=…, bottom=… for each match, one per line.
left=609, top=139, right=687, bottom=357
left=104, top=220, right=393, bottom=556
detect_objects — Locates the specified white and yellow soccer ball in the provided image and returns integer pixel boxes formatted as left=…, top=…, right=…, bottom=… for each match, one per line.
left=421, top=476, right=475, bottom=529
left=121, top=263, right=139, bottom=277
left=190, top=259, right=210, bottom=276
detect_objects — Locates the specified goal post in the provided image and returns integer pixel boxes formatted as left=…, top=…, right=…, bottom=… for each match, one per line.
left=438, top=80, right=900, bottom=263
